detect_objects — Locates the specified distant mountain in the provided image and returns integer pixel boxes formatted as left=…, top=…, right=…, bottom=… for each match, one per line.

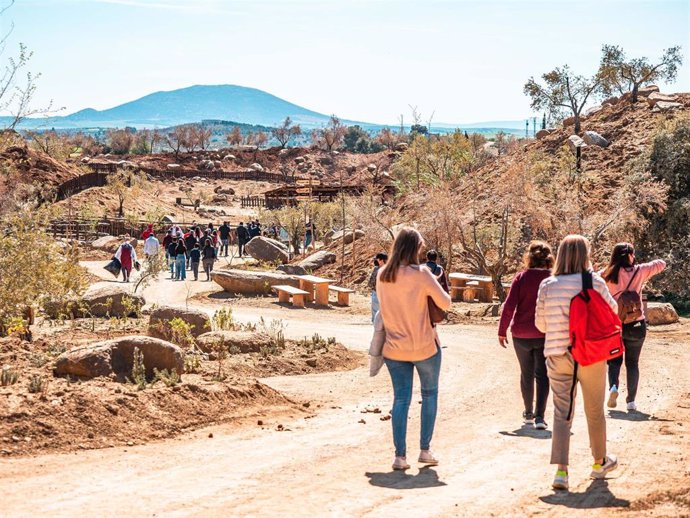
left=15, top=84, right=355, bottom=130
left=11, top=84, right=528, bottom=135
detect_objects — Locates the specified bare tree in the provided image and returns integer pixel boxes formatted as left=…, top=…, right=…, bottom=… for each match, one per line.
left=165, top=126, right=188, bottom=159
left=191, top=124, right=212, bottom=150
left=254, top=130, right=268, bottom=148
left=226, top=126, right=242, bottom=147
left=599, top=44, right=683, bottom=103
left=107, top=128, right=134, bottom=155
left=320, top=115, right=346, bottom=151
left=271, top=116, right=302, bottom=148
left=524, top=65, right=602, bottom=134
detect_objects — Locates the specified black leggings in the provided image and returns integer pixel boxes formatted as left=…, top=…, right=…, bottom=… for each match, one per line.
left=513, top=337, right=550, bottom=418
left=608, top=320, right=646, bottom=403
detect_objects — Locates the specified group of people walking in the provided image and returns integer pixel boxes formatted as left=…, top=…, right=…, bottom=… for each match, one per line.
left=371, top=228, right=665, bottom=491
left=162, top=223, right=220, bottom=281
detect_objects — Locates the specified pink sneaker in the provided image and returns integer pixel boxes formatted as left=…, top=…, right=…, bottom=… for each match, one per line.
left=418, top=450, right=439, bottom=465
left=392, top=456, right=410, bottom=470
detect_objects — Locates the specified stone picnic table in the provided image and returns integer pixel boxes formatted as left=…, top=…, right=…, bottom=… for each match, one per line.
left=296, top=274, right=334, bottom=306
left=449, top=273, right=495, bottom=303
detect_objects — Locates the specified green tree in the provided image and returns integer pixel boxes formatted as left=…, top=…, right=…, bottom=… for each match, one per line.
left=524, top=65, right=602, bottom=134
left=0, top=207, right=87, bottom=335
left=599, top=44, right=683, bottom=103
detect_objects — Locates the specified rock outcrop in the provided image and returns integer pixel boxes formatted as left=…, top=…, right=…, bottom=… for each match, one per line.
left=91, top=235, right=121, bottom=253
left=583, top=131, right=610, bottom=148
left=646, top=303, right=679, bottom=326
left=652, top=101, right=683, bottom=113
left=536, top=129, right=554, bottom=140
left=196, top=331, right=271, bottom=354
left=148, top=305, right=211, bottom=339
left=296, top=250, right=337, bottom=271
left=327, top=229, right=365, bottom=245
left=245, top=236, right=289, bottom=264
left=211, top=270, right=300, bottom=295
left=54, top=336, right=184, bottom=379
left=567, top=135, right=587, bottom=153
left=45, top=284, right=145, bottom=319
left=646, top=92, right=678, bottom=107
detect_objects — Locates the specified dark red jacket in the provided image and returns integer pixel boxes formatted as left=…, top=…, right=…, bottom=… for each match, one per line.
left=498, top=268, right=551, bottom=339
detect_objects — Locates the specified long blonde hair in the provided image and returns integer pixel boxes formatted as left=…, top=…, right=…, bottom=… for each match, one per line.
left=379, top=227, right=423, bottom=283
left=552, top=235, right=591, bottom=276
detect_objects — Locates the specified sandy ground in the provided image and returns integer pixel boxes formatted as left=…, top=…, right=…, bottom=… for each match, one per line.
left=1, top=262, right=689, bottom=517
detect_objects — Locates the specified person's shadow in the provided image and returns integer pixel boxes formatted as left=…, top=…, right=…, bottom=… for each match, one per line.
left=365, top=467, right=447, bottom=490
left=540, top=479, right=630, bottom=509
left=499, top=425, right=552, bottom=439
left=608, top=410, right=672, bottom=422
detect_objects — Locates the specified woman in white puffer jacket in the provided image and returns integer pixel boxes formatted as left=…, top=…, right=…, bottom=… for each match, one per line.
left=535, top=235, right=619, bottom=491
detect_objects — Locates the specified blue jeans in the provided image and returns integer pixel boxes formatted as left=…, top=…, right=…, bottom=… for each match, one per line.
left=384, top=346, right=442, bottom=457
left=304, top=233, right=312, bottom=251
left=371, top=291, right=379, bottom=323
left=175, top=255, right=186, bottom=280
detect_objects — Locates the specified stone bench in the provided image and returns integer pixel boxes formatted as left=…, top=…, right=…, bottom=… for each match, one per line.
left=452, top=281, right=483, bottom=303
left=273, top=285, right=310, bottom=308
left=329, top=286, right=355, bottom=306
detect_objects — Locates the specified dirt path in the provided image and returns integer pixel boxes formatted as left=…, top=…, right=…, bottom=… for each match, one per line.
left=2, top=262, right=688, bottom=517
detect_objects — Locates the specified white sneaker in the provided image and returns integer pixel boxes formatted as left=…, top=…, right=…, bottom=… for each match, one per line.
left=627, top=401, right=637, bottom=411
left=392, top=456, right=410, bottom=470
left=607, top=386, right=618, bottom=408
left=591, top=454, right=618, bottom=479
left=418, top=450, right=439, bottom=465
left=552, top=470, right=569, bottom=490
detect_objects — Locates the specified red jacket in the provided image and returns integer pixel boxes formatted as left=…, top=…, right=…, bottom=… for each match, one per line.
left=498, top=269, right=551, bottom=339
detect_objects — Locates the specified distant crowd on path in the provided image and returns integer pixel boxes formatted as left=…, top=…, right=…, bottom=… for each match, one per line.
left=368, top=228, right=666, bottom=491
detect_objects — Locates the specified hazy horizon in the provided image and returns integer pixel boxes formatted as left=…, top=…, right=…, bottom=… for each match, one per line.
left=7, top=0, right=690, bottom=125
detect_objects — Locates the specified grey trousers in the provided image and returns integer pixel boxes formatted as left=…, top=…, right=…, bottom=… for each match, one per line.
left=547, top=352, right=607, bottom=465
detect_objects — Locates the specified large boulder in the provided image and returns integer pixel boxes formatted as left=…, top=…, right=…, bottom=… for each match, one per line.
left=276, top=264, right=307, bottom=275
left=602, top=96, right=619, bottom=106
left=583, top=131, right=609, bottom=148
left=46, top=284, right=145, bottom=319
left=245, top=236, right=289, bottom=264
left=54, top=336, right=184, bottom=379
left=297, top=250, right=337, bottom=272
left=329, top=229, right=365, bottom=245
left=646, top=92, right=678, bottom=107
left=637, top=85, right=659, bottom=97
left=562, top=116, right=576, bottom=127
left=91, top=235, right=121, bottom=253
left=652, top=101, right=683, bottom=113
left=536, top=129, right=553, bottom=140
left=211, top=270, right=300, bottom=295
left=148, top=305, right=211, bottom=340
left=162, top=215, right=175, bottom=224
left=584, top=105, right=603, bottom=117
left=196, top=331, right=270, bottom=354
left=249, top=163, right=264, bottom=172
left=167, top=163, right=181, bottom=170
left=646, top=303, right=679, bottom=326
left=395, top=142, right=409, bottom=152
left=567, top=135, right=587, bottom=153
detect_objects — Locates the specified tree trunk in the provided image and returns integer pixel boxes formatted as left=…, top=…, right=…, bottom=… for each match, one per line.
left=574, top=114, right=581, bottom=134
left=632, top=84, right=639, bottom=103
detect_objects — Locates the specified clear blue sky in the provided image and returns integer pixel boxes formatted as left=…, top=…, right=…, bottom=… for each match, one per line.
left=7, top=0, right=690, bottom=124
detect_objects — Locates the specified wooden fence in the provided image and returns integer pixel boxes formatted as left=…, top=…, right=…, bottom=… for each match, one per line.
left=55, top=172, right=109, bottom=201
left=240, top=196, right=294, bottom=209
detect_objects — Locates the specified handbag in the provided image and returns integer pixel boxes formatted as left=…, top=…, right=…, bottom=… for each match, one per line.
left=428, top=297, right=447, bottom=325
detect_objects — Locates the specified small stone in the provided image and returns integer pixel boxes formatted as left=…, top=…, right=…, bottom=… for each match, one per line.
left=302, top=402, right=311, bottom=408
left=380, top=415, right=391, bottom=421
left=11, top=436, right=21, bottom=442
left=257, top=420, right=264, bottom=426
left=306, top=358, right=317, bottom=368
left=358, top=419, right=366, bottom=424
left=126, top=441, right=134, bottom=446
left=208, top=433, right=214, bottom=439
left=87, top=432, right=95, bottom=439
